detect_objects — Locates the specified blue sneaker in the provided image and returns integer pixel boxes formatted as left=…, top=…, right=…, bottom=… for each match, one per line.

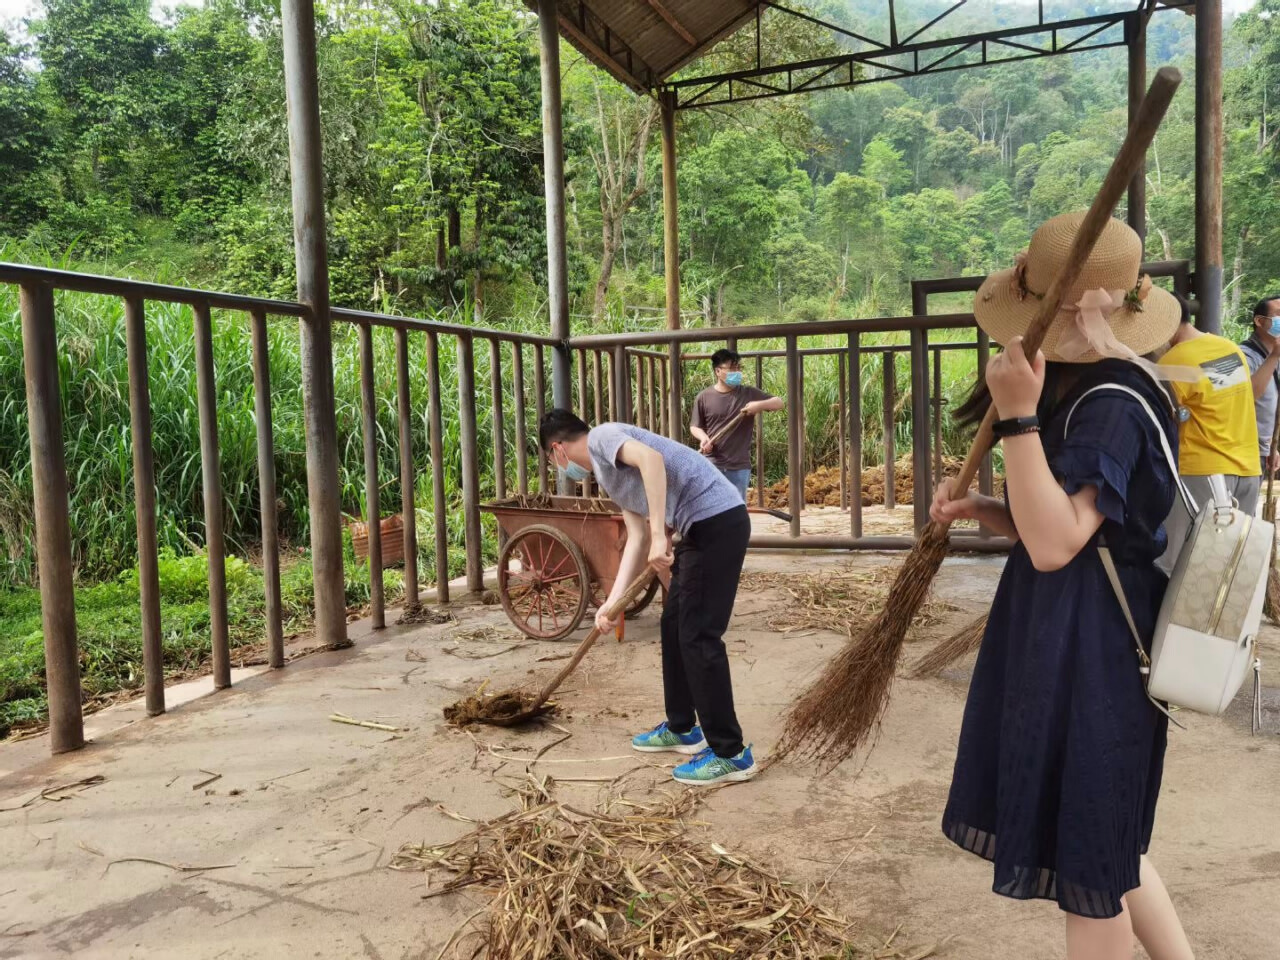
left=672, top=745, right=758, bottom=786
left=631, top=721, right=707, bottom=754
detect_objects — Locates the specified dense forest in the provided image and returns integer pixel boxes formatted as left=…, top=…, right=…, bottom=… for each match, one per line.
left=1, top=0, right=1277, bottom=327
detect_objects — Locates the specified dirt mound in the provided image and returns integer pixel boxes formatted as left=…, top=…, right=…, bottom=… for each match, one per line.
left=752, top=457, right=1005, bottom=508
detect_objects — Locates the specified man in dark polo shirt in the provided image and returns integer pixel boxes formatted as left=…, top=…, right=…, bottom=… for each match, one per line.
left=689, top=349, right=784, bottom=501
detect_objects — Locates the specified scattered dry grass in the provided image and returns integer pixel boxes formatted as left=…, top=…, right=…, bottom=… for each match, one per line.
left=740, top=565, right=957, bottom=641
left=392, top=779, right=933, bottom=960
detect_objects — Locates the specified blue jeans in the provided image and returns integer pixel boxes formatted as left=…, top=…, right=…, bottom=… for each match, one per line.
left=719, top=468, right=750, bottom=502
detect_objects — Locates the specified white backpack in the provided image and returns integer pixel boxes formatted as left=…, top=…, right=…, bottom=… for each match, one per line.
left=1065, top=383, right=1267, bottom=730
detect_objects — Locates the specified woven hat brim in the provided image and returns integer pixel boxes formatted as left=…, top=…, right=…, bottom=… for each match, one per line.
left=973, top=268, right=1182, bottom=362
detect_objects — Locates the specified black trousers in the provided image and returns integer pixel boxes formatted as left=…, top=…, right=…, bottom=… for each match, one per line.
left=661, top=505, right=750, bottom=758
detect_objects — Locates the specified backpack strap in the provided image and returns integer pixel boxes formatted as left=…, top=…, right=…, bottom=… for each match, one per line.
left=1064, top=382, right=1200, bottom=518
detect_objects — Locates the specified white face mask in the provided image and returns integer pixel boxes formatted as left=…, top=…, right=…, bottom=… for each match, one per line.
left=554, top=445, right=592, bottom=482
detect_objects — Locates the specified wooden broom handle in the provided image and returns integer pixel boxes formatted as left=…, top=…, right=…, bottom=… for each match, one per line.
left=530, top=566, right=658, bottom=709
left=946, top=67, right=1183, bottom=506
left=707, top=409, right=748, bottom=448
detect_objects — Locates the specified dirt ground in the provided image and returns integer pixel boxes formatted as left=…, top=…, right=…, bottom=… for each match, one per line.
left=1, top=550, right=1278, bottom=960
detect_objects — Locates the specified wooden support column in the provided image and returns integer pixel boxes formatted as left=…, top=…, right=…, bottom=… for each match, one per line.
left=1127, top=13, right=1147, bottom=244
left=1195, top=0, right=1224, bottom=333
left=537, top=0, right=572, bottom=419
left=661, top=90, right=683, bottom=438
left=785, top=338, right=803, bottom=538
left=282, top=0, right=346, bottom=647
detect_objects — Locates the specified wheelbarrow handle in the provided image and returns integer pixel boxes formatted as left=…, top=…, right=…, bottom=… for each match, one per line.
left=529, top=566, right=659, bottom=710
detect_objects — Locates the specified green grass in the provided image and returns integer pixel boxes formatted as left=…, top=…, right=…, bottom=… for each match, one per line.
left=0, top=543, right=401, bottom=736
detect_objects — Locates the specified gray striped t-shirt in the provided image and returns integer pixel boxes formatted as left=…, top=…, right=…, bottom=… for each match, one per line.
left=586, top=423, right=743, bottom=534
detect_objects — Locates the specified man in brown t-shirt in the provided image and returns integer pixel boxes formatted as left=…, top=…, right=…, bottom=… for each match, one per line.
left=689, top=349, right=784, bottom=500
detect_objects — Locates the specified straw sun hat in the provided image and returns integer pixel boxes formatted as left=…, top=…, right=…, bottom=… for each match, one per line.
left=973, top=212, right=1181, bottom=363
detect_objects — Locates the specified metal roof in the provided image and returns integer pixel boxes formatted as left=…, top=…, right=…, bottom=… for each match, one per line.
left=530, top=0, right=762, bottom=92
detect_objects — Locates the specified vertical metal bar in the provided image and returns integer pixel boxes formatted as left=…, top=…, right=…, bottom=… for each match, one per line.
left=575, top=347, right=589, bottom=495
left=607, top=347, right=620, bottom=421
left=426, top=332, right=450, bottom=603
left=977, top=330, right=994, bottom=537
left=636, top=353, right=648, bottom=431
left=358, top=322, right=385, bottom=629
left=1127, top=13, right=1147, bottom=243
left=513, top=343, right=529, bottom=496
left=457, top=334, right=483, bottom=592
left=650, top=357, right=660, bottom=432
left=538, top=0, right=572, bottom=410
left=658, top=355, right=668, bottom=432
left=593, top=350, right=605, bottom=423
left=909, top=330, right=931, bottom=533
left=667, top=348, right=682, bottom=439
left=798, top=351, right=807, bottom=485
left=932, top=345, right=944, bottom=492
left=785, top=338, right=803, bottom=538
left=397, top=328, right=419, bottom=606
left=124, top=296, right=164, bottom=713
left=614, top=345, right=633, bottom=422
left=755, top=355, right=766, bottom=509
left=849, top=333, right=863, bottom=539
left=193, top=301, right=231, bottom=686
left=837, top=350, right=847, bottom=511
left=883, top=350, right=896, bottom=512
left=250, top=308, right=284, bottom=669
left=491, top=337, right=507, bottom=501
left=1195, top=0, right=1223, bottom=333
left=661, top=90, right=681, bottom=334
left=21, top=282, right=83, bottom=753
left=282, top=0, right=345, bottom=649
left=535, top=343, right=549, bottom=492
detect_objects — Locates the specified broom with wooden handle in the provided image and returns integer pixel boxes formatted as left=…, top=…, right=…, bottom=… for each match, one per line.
left=910, top=612, right=989, bottom=679
left=779, top=67, right=1183, bottom=767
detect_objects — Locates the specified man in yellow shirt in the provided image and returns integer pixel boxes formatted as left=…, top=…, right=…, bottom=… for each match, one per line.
left=1157, top=295, right=1261, bottom=572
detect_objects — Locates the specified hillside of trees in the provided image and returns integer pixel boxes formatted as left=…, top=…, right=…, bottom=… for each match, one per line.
left=1, top=0, right=1277, bottom=330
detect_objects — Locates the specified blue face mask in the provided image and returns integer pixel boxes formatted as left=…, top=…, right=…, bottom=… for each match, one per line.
left=555, top=446, right=592, bottom=483
left=724, top=371, right=744, bottom=387
left=1269, top=317, right=1280, bottom=338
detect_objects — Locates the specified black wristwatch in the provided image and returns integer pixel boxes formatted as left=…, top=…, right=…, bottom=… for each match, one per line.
left=991, top=415, right=1040, bottom=440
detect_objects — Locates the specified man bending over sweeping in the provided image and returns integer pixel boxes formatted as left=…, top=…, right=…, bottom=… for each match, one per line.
left=538, top=409, right=759, bottom=786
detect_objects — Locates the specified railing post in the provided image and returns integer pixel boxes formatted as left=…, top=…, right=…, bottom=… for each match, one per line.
left=193, top=301, right=231, bottom=688
left=667, top=343, right=682, bottom=440
left=909, top=329, right=931, bottom=533
left=20, top=281, right=84, bottom=753
left=250, top=308, right=285, bottom=668
left=614, top=345, right=633, bottom=423
left=755, top=355, right=766, bottom=509
left=282, top=0, right=347, bottom=649
left=1126, top=12, right=1147, bottom=243
left=426, top=332, right=450, bottom=603
left=848, top=333, right=863, bottom=539
left=932, top=346, right=944, bottom=492
left=883, top=351, right=896, bottom=511
left=124, top=296, right=165, bottom=714
left=396, top=328, right=419, bottom=607
left=513, top=343, right=529, bottom=497
left=607, top=348, right=620, bottom=421
left=575, top=347, right=590, bottom=495
left=1194, top=0, right=1223, bottom=333
left=837, top=350, right=847, bottom=511
left=457, top=334, right=484, bottom=592
left=785, top=337, right=802, bottom=538
left=358, top=322, right=385, bottom=628
left=534, top=343, right=549, bottom=493
left=491, top=338, right=507, bottom=501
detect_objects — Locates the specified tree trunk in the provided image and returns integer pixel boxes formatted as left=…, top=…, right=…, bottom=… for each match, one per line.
left=436, top=226, right=446, bottom=271
left=1229, top=224, right=1250, bottom=321
left=593, top=221, right=620, bottom=321
left=1157, top=228, right=1173, bottom=262
left=474, top=201, right=485, bottom=325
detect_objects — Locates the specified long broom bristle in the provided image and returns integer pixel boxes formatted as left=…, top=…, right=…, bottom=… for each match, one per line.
left=1265, top=567, right=1280, bottom=625
left=910, top=612, right=988, bottom=679
left=778, top=522, right=950, bottom=768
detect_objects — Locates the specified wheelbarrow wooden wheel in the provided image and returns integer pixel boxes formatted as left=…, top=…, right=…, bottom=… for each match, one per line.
left=498, top=524, right=591, bottom=641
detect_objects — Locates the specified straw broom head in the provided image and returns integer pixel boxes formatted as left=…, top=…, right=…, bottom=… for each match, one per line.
left=910, top=612, right=989, bottom=679
left=778, top=67, right=1183, bottom=768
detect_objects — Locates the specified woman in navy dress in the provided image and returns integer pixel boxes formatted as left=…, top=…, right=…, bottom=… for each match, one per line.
left=931, top=214, right=1195, bottom=960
